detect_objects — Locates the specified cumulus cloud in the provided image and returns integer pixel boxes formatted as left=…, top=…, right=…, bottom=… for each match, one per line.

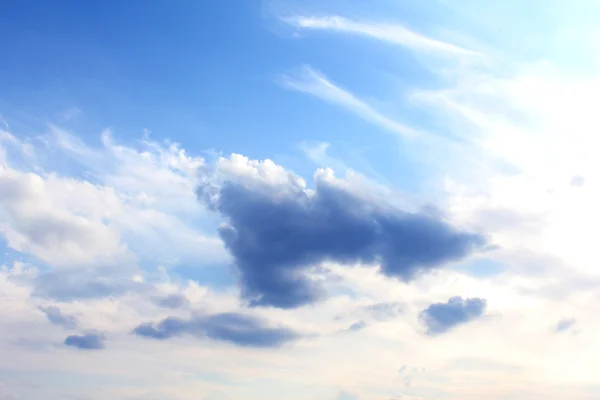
left=38, top=305, right=77, bottom=329
left=197, top=155, right=485, bottom=308
left=0, top=128, right=226, bottom=276
left=420, top=296, right=487, bottom=335
left=133, top=312, right=302, bottom=348
left=0, top=167, right=128, bottom=267
left=64, top=332, right=106, bottom=350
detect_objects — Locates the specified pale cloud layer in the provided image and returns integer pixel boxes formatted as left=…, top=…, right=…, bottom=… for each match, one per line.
left=2, top=126, right=600, bottom=399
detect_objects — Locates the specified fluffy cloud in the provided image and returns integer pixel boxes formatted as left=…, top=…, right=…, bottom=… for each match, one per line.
left=64, top=332, right=106, bottom=350
left=0, top=166, right=129, bottom=267
left=133, top=312, right=302, bottom=347
left=2, top=128, right=226, bottom=272
left=419, top=296, right=487, bottom=335
left=198, top=155, right=486, bottom=308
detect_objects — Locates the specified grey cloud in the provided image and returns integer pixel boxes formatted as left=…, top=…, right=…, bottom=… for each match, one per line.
left=133, top=312, right=302, bottom=348
left=33, top=269, right=144, bottom=301
left=420, top=296, right=487, bottom=335
left=347, top=320, right=367, bottom=332
left=64, top=333, right=106, bottom=350
left=154, top=294, right=189, bottom=309
left=38, top=305, right=77, bottom=329
left=197, top=166, right=485, bottom=309
left=364, top=302, right=403, bottom=320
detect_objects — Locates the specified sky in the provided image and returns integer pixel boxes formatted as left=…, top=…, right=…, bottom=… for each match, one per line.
left=2, top=0, right=600, bottom=399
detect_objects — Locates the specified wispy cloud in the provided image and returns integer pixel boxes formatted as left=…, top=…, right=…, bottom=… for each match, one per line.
left=284, top=16, right=479, bottom=58
left=0, top=114, right=9, bottom=130
left=279, top=66, right=417, bottom=138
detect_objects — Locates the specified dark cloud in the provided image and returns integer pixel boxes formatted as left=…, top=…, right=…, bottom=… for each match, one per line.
left=154, top=294, right=189, bottom=309
left=198, top=169, right=485, bottom=308
left=64, top=333, right=106, bottom=350
left=555, top=318, right=576, bottom=333
left=347, top=320, right=367, bottom=332
left=133, top=312, right=302, bottom=348
left=38, top=305, right=77, bottom=329
left=420, top=296, right=487, bottom=335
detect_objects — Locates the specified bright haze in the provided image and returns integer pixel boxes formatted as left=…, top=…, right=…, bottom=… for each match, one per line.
left=1, top=1, right=598, bottom=399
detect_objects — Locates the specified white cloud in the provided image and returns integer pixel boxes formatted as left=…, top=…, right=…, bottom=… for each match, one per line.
left=34, top=127, right=227, bottom=267
left=279, top=66, right=418, bottom=138
left=285, top=16, right=479, bottom=58
left=0, top=166, right=130, bottom=267
left=410, top=62, right=600, bottom=279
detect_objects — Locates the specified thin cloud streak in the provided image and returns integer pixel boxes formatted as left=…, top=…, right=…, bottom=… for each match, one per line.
left=285, top=16, right=479, bottom=58
left=279, top=66, right=417, bottom=138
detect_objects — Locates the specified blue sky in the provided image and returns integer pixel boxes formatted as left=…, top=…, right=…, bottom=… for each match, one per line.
left=2, top=1, right=600, bottom=400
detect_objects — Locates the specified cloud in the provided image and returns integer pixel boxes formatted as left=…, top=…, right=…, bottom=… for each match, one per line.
left=38, top=305, right=77, bottom=329
left=197, top=155, right=485, bottom=308
left=279, top=66, right=417, bottom=138
left=0, top=167, right=129, bottom=267
left=363, top=302, right=403, bottom=321
left=570, top=175, right=585, bottom=187
left=133, top=312, right=302, bottom=348
left=420, top=296, right=487, bottom=335
left=32, top=268, right=142, bottom=301
left=555, top=318, right=576, bottom=333
left=154, top=294, right=190, bottom=309
left=0, top=114, right=9, bottom=130
left=64, top=333, right=106, bottom=350
left=1, top=127, right=226, bottom=270
left=335, top=392, right=359, bottom=400
left=346, top=320, right=367, bottom=332
left=285, top=16, right=478, bottom=58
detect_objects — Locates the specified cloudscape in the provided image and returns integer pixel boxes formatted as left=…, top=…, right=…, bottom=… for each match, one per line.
left=2, top=1, right=600, bottom=399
